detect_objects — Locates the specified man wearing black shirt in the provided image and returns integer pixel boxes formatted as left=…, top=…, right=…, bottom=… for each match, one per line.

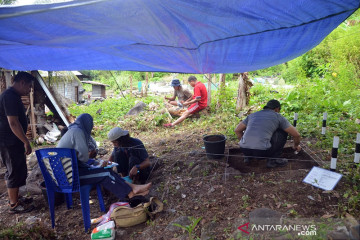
left=0, top=71, right=35, bottom=213
left=108, top=127, right=151, bottom=184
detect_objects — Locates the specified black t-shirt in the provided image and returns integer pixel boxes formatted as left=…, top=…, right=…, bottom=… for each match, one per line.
left=112, top=138, right=149, bottom=175
left=0, top=87, right=28, bottom=146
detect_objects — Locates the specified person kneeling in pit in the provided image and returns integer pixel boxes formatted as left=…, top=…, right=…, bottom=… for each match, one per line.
left=234, top=99, right=301, bottom=168
left=108, top=127, right=151, bottom=184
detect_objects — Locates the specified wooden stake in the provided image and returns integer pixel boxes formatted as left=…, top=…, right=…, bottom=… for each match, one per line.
left=354, top=133, right=360, bottom=164
left=29, top=86, right=37, bottom=140
left=322, top=112, right=327, bottom=135
left=293, top=113, right=298, bottom=127
left=330, top=136, right=339, bottom=171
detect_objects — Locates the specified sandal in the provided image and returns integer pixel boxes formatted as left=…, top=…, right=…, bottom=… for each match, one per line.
left=8, top=196, right=33, bottom=205
left=19, top=196, right=33, bottom=204
left=9, top=201, right=34, bottom=214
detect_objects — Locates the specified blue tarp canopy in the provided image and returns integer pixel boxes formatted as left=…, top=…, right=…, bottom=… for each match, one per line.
left=0, top=0, right=359, bottom=73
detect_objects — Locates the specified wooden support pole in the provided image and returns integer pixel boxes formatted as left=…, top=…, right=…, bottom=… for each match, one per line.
left=29, top=86, right=37, bottom=140
left=217, top=74, right=225, bottom=108
left=144, top=72, right=149, bottom=97
left=207, top=74, right=211, bottom=106
left=4, top=70, right=12, bottom=89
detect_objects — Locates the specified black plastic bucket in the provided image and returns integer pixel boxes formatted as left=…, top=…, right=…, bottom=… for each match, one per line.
left=40, top=181, right=65, bottom=206
left=203, top=134, right=227, bottom=159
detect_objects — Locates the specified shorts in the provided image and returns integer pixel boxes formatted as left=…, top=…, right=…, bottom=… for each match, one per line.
left=0, top=144, right=27, bottom=188
left=188, top=103, right=205, bottom=114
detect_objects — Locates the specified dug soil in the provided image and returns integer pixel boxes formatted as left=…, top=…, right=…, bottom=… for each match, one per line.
left=0, top=128, right=354, bottom=239
left=228, top=146, right=319, bottom=174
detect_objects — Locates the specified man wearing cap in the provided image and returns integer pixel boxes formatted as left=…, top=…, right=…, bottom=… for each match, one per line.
left=108, top=127, right=151, bottom=184
left=234, top=99, right=301, bottom=168
left=164, top=79, right=193, bottom=108
left=164, top=76, right=208, bottom=127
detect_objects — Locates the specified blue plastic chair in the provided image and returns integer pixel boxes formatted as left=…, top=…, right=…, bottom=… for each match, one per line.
left=35, top=148, right=105, bottom=232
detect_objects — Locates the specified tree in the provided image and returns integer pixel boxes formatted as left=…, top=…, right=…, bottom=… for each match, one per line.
left=236, top=72, right=252, bottom=111
left=216, top=74, right=226, bottom=108
left=0, top=0, right=16, bottom=4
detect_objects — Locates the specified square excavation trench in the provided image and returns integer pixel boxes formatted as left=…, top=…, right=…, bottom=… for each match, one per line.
left=227, top=146, right=319, bottom=174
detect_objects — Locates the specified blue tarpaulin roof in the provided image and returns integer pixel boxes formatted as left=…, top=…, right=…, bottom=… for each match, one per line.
left=0, top=0, right=359, bottom=73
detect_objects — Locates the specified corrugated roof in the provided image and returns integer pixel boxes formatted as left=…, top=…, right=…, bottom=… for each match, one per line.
left=81, top=81, right=109, bottom=87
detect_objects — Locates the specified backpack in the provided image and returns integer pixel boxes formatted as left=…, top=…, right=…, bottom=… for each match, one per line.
left=110, top=197, right=163, bottom=227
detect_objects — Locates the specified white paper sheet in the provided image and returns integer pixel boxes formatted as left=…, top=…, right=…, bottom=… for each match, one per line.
left=303, top=166, right=342, bottom=191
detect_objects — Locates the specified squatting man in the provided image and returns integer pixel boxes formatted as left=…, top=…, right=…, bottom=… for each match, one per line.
left=234, top=99, right=301, bottom=168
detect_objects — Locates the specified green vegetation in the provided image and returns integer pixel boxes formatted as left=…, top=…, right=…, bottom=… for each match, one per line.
left=80, top=71, right=175, bottom=95
left=67, top=9, right=360, bottom=218
left=0, top=222, right=57, bottom=239
left=173, top=216, right=202, bottom=240
left=0, top=0, right=16, bottom=5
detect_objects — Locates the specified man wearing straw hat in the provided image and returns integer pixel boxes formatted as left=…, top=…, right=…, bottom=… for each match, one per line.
left=234, top=99, right=301, bottom=168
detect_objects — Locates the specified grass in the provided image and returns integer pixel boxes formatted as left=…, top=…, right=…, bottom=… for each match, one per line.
left=0, top=222, right=57, bottom=240
left=68, top=79, right=360, bottom=220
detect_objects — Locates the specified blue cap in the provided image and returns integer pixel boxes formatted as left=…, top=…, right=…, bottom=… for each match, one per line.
left=171, top=79, right=181, bottom=87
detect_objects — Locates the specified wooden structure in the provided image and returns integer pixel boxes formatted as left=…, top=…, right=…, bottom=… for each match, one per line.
left=39, top=71, right=84, bottom=103
left=81, top=81, right=109, bottom=99
left=0, top=69, right=72, bottom=141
